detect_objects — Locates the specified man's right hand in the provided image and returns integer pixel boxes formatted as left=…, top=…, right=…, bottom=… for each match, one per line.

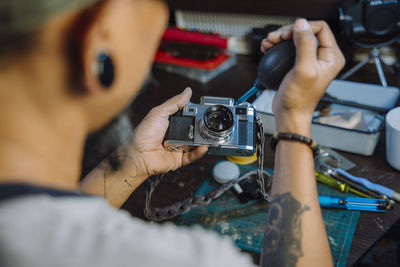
left=261, top=19, right=345, bottom=136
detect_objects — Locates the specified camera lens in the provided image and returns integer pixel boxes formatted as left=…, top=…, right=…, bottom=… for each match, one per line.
left=200, top=105, right=234, bottom=142
left=204, top=105, right=233, bottom=132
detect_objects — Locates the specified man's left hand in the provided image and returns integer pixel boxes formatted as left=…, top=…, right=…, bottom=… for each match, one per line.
left=130, top=87, right=208, bottom=178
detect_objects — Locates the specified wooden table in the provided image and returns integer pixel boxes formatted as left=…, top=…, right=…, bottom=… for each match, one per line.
left=122, top=55, right=400, bottom=266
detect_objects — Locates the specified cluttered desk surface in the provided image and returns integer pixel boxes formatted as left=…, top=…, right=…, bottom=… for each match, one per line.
left=124, top=55, right=400, bottom=266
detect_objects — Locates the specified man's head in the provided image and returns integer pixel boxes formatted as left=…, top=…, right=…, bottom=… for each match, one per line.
left=0, top=0, right=168, bottom=133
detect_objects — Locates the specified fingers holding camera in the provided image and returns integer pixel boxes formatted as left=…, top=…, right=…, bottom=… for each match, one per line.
left=130, top=87, right=209, bottom=178
left=153, top=87, right=192, bottom=119
left=181, top=146, right=209, bottom=167
left=133, top=87, right=193, bottom=149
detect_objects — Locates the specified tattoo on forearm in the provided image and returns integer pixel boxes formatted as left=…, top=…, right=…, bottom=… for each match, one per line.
left=261, top=193, right=310, bottom=267
left=124, top=179, right=133, bottom=187
left=102, top=153, right=135, bottom=199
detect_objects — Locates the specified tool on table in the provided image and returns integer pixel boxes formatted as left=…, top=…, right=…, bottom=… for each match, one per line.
left=315, top=151, right=400, bottom=202
left=315, top=171, right=372, bottom=199
left=336, top=168, right=400, bottom=202
left=325, top=170, right=384, bottom=200
left=319, top=196, right=387, bottom=212
left=315, top=149, right=383, bottom=199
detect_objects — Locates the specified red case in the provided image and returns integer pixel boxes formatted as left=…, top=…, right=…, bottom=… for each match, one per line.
left=155, top=28, right=230, bottom=70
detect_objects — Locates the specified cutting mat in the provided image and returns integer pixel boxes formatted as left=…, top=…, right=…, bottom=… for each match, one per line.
left=175, top=163, right=360, bottom=267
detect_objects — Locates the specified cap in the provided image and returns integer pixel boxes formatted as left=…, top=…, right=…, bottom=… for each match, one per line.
left=0, top=0, right=101, bottom=33
left=212, top=160, right=240, bottom=184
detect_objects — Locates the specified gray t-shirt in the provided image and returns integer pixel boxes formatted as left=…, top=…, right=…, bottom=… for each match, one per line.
left=0, top=190, right=256, bottom=267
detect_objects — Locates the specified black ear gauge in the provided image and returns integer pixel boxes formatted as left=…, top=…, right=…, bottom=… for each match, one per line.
left=95, top=52, right=114, bottom=88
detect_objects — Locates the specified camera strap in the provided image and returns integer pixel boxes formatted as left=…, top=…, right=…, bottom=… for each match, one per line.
left=255, top=117, right=270, bottom=202
left=143, top=117, right=272, bottom=222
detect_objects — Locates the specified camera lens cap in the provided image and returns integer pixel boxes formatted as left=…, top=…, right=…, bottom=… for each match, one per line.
left=212, top=161, right=240, bottom=184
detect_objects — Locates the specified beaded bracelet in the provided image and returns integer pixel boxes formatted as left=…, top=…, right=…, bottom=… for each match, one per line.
left=269, top=132, right=320, bottom=157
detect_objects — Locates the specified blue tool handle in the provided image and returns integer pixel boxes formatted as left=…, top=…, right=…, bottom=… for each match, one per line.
left=336, top=168, right=394, bottom=198
left=318, top=196, right=342, bottom=209
left=236, top=85, right=260, bottom=104
left=318, top=196, right=386, bottom=212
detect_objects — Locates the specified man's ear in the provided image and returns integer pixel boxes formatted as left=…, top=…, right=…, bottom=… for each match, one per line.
left=78, top=1, right=114, bottom=94
left=68, top=0, right=168, bottom=98
left=64, top=0, right=168, bottom=131
left=68, top=0, right=119, bottom=95
left=64, top=1, right=104, bottom=95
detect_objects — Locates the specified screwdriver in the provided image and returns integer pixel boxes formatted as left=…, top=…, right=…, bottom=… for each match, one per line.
left=334, top=168, right=400, bottom=202
left=315, top=171, right=372, bottom=199
left=319, top=196, right=387, bottom=212
left=325, top=170, right=383, bottom=200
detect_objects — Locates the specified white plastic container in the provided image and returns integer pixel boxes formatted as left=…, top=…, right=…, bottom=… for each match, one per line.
left=253, top=80, right=400, bottom=156
left=386, top=107, right=400, bottom=170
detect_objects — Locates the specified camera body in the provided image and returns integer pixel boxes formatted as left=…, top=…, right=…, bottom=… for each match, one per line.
left=164, top=96, right=257, bottom=157
left=340, top=0, right=400, bottom=37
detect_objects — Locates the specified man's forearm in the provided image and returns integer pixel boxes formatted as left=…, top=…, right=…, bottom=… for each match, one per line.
left=79, top=151, right=148, bottom=208
left=261, top=140, right=333, bottom=267
left=259, top=17, right=344, bottom=267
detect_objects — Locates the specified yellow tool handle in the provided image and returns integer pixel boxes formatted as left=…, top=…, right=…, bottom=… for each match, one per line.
left=315, top=171, right=372, bottom=199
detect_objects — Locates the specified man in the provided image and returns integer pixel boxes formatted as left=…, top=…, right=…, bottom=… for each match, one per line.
left=0, top=0, right=345, bottom=266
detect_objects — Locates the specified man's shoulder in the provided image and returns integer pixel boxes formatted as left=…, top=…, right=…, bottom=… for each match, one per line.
left=0, top=192, right=255, bottom=267
left=0, top=183, right=126, bottom=226
left=0, top=193, right=133, bottom=232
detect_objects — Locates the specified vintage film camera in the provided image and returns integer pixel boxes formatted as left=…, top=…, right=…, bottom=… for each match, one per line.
left=164, top=96, right=257, bottom=156
left=339, top=0, right=400, bottom=37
